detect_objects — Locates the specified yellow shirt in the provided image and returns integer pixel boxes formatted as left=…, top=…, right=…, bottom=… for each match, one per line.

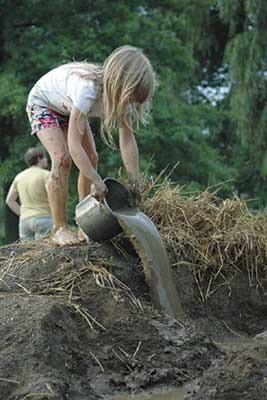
left=11, top=167, right=51, bottom=220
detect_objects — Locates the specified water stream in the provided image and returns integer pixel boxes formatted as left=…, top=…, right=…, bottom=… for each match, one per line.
left=113, top=208, right=184, bottom=319
left=76, top=179, right=184, bottom=320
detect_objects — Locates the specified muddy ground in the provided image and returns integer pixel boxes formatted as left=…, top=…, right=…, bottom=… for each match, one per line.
left=0, top=237, right=267, bottom=400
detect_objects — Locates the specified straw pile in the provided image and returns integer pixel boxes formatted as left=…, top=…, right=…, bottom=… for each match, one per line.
left=0, top=241, right=142, bottom=332
left=141, top=180, right=267, bottom=301
left=1, top=177, right=267, bottom=305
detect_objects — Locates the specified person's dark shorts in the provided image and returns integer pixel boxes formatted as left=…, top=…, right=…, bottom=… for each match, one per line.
left=26, top=104, right=69, bottom=135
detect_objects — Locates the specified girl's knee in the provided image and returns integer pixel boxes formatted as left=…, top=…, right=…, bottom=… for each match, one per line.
left=52, top=153, right=72, bottom=172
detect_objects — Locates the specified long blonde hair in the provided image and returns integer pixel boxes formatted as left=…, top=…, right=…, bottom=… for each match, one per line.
left=69, top=46, right=156, bottom=146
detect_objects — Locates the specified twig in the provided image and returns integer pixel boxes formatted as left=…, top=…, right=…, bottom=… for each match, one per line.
left=0, top=278, right=11, bottom=290
left=132, top=341, right=142, bottom=358
left=90, top=351, right=105, bottom=372
left=0, top=377, right=19, bottom=384
left=166, top=315, right=186, bottom=329
left=112, top=349, right=133, bottom=372
left=1, top=256, right=15, bottom=279
left=72, top=304, right=96, bottom=332
left=15, top=283, right=31, bottom=294
left=68, top=281, right=74, bottom=303
left=118, top=347, right=130, bottom=358
left=221, top=320, right=245, bottom=338
left=24, top=393, right=54, bottom=398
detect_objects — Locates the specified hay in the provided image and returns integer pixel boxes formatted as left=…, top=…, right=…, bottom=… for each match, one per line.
left=141, top=180, right=267, bottom=301
left=1, top=177, right=267, bottom=305
left=0, top=240, right=142, bottom=332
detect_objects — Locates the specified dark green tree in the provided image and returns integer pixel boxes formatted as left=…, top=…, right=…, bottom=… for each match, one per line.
left=3, top=0, right=264, bottom=241
left=217, top=0, right=267, bottom=204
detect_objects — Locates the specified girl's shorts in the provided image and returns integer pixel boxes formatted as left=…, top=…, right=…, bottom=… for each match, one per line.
left=26, top=104, right=69, bottom=135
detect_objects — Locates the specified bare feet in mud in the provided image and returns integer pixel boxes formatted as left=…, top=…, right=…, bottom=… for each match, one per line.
left=52, top=226, right=80, bottom=246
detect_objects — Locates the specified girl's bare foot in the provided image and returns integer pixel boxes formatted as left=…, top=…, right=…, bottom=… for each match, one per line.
left=52, top=226, right=80, bottom=246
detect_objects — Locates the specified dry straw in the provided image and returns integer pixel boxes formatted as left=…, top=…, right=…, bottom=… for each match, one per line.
left=0, top=240, right=142, bottom=332
left=1, top=175, right=267, bottom=305
left=140, top=177, right=267, bottom=302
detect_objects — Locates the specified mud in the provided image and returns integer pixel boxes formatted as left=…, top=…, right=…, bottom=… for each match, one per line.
left=185, top=338, right=267, bottom=400
left=0, top=239, right=267, bottom=399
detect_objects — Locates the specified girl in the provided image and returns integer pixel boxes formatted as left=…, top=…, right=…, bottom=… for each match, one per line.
left=26, top=45, right=156, bottom=246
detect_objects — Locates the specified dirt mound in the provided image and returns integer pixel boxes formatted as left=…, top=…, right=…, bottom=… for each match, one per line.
left=0, top=241, right=221, bottom=400
left=2, top=180, right=267, bottom=399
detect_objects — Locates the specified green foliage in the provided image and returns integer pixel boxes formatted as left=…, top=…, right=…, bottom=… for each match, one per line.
left=0, top=72, right=26, bottom=117
left=219, top=0, right=267, bottom=174
left=1, top=0, right=267, bottom=243
left=0, top=134, right=37, bottom=185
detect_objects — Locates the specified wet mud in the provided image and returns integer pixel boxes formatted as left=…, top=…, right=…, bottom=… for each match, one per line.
left=0, top=239, right=267, bottom=399
left=186, top=338, right=267, bottom=400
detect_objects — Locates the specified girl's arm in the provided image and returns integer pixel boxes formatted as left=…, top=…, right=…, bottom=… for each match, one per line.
left=6, top=185, right=20, bottom=216
left=68, top=106, right=107, bottom=200
left=119, top=115, right=141, bottom=201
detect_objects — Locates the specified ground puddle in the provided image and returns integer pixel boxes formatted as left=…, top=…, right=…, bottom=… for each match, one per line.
left=113, top=207, right=184, bottom=319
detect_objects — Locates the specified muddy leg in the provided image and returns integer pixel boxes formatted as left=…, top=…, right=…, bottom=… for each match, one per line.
left=77, top=125, right=99, bottom=242
left=37, top=127, right=80, bottom=246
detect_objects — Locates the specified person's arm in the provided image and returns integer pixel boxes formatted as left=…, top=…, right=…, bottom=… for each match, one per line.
left=5, top=184, right=20, bottom=216
left=68, top=106, right=107, bottom=200
left=119, top=114, right=141, bottom=201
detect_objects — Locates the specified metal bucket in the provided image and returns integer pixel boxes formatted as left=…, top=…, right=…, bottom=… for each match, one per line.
left=75, top=177, right=135, bottom=242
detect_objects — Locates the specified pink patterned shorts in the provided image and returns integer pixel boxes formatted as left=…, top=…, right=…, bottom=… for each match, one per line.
left=26, top=104, right=69, bottom=135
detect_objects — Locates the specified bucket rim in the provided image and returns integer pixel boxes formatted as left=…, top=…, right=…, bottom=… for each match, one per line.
left=103, top=177, right=134, bottom=213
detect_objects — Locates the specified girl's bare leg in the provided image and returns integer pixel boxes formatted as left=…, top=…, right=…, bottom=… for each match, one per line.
left=37, top=127, right=80, bottom=245
left=77, top=126, right=99, bottom=241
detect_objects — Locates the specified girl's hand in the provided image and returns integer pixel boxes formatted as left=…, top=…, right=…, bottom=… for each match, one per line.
left=90, top=179, right=108, bottom=203
left=128, top=178, right=141, bottom=205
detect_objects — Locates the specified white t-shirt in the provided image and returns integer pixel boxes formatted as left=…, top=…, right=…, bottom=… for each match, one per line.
left=27, top=64, right=102, bottom=117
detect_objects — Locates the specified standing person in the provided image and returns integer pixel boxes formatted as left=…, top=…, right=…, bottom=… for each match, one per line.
left=26, top=45, right=156, bottom=246
left=6, top=147, right=52, bottom=241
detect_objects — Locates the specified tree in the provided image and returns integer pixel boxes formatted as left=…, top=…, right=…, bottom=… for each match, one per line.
left=218, top=0, right=267, bottom=202
left=2, top=0, right=265, bottom=242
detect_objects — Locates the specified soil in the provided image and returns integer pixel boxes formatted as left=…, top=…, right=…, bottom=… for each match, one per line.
left=0, top=237, right=267, bottom=400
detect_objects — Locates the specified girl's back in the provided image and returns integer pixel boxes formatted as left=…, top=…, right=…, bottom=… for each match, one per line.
left=28, top=64, right=99, bottom=116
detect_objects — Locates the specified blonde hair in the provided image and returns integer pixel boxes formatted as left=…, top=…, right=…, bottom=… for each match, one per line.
left=69, top=46, right=156, bottom=146
left=67, top=62, right=103, bottom=87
